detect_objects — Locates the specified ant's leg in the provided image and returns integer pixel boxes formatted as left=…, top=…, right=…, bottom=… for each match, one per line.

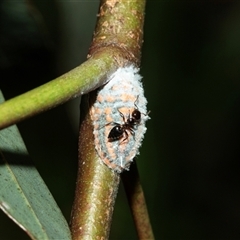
left=130, top=128, right=136, bottom=141
left=118, top=110, right=126, bottom=123
left=133, top=95, right=150, bottom=116
left=120, top=130, right=129, bottom=144
left=145, top=110, right=151, bottom=116
left=100, top=109, right=126, bottom=130
left=99, top=121, right=118, bottom=130
left=134, top=95, right=140, bottom=108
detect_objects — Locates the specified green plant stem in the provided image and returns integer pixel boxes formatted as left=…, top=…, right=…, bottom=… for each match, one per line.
left=0, top=48, right=121, bottom=130
left=89, top=0, right=145, bottom=65
left=71, top=95, right=120, bottom=240
left=71, top=0, right=153, bottom=239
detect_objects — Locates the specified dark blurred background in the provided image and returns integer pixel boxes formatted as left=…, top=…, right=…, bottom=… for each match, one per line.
left=1, top=0, right=240, bottom=239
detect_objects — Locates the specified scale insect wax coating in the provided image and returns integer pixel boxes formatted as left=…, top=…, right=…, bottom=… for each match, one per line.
left=90, top=65, right=150, bottom=173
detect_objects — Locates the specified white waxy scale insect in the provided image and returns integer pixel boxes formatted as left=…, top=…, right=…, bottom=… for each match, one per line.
left=90, top=65, right=150, bottom=173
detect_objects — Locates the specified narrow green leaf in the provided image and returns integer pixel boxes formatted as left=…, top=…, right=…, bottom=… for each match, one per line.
left=0, top=90, right=71, bottom=240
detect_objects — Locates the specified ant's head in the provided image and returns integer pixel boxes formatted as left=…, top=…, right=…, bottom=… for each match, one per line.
left=132, top=109, right=141, bottom=121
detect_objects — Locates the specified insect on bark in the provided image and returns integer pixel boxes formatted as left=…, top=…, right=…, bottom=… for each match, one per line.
left=90, top=65, right=150, bottom=173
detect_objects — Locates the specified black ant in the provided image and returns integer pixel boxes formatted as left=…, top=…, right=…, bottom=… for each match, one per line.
left=105, top=96, right=149, bottom=143
left=107, top=109, right=141, bottom=142
left=108, top=95, right=148, bottom=142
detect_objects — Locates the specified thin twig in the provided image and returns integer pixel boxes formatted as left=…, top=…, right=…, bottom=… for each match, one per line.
left=122, top=163, right=155, bottom=240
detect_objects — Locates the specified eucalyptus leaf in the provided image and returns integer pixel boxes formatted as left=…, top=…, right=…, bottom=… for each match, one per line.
left=0, top=90, right=71, bottom=239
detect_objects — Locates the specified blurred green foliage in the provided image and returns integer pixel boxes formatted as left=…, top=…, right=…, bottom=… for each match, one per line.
left=1, top=0, right=240, bottom=239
